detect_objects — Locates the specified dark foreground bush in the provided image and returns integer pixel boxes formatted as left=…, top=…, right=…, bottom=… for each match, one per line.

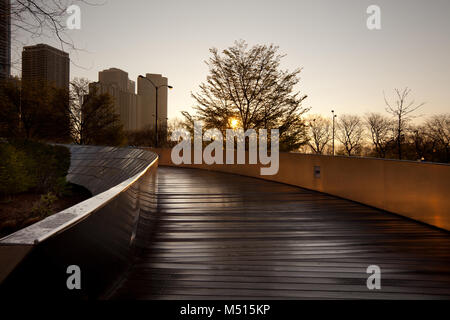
left=0, top=140, right=71, bottom=196
left=0, top=143, right=31, bottom=195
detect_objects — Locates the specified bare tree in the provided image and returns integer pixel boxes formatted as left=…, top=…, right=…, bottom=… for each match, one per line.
left=69, top=78, right=125, bottom=146
left=68, top=77, right=89, bottom=141
left=336, top=114, right=365, bottom=156
left=365, top=112, right=393, bottom=158
left=10, top=0, right=99, bottom=48
left=408, top=125, right=435, bottom=161
left=5, top=0, right=103, bottom=74
left=186, top=40, right=309, bottom=152
left=425, top=114, right=450, bottom=162
left=306, top=115, right=332, bottom=154
left=0, top=78, right=71, bottom=141
left=384, top=88, right=425, bottom=160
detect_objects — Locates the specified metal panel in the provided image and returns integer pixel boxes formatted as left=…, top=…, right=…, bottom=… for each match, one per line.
left=0, top=145, right=158, bottom=299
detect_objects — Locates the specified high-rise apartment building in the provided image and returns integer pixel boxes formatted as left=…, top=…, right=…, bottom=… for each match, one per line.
left=92, top=69, right=169, bottom=132
left=0, top=0, right=11, bottom=79
left=92, top=68, right=139, bottom=131
left=99, top=67, right=133, bottom=92
left=22, top=44, right=70, bottom=89
left=137, top=73, right=169, bottom=131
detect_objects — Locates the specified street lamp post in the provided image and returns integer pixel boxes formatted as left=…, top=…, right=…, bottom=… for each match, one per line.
left=139, top=75, right=173, bottom=148
left=332, top=110, right=337, bottom=156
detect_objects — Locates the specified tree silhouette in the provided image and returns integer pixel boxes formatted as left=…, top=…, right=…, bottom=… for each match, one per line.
left=306, top=115, right=331, bottom=155
left=9, top=0, right=98, bottom=49
left=185, top=40, right=309, bottom=152
left=0, top=78, right=71, bottom=142
left=365, top=112, right=393, bottom=158
left=336, top=114, right=364, bottom=156
left=384, top=88, right=424, bottom=160
left=69, top=79, right=125, bottom=146
left=425, top=114, right=450, bottom=162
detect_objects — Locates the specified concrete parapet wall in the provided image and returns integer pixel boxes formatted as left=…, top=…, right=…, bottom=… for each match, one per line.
left=152, top=148, right=450, bottom=231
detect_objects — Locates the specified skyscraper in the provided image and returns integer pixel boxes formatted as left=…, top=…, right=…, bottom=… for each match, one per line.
left=92, top=68, right=139, bottom=131
left=22, top=44, right=70, bottom=89
left=0, top=0, right=11, bottom=79
left=91, top=69, right=170, bottom=133
left=137, top=73, right=169, bottom=131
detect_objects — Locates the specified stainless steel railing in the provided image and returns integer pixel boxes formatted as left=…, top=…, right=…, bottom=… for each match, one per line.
left=0, top=145, right=159, bottom=299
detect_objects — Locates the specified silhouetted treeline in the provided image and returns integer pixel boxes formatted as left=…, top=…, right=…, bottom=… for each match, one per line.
left=0, top=77, right=126, bottom=147
left=304, top=112, right=450, bottom=163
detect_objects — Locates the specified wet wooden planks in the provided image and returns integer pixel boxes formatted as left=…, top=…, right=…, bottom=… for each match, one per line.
left=111, top=167, right=450, bottom=300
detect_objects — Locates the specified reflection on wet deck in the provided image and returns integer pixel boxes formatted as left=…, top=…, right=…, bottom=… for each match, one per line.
left=111, top=167, right=450, bottom=300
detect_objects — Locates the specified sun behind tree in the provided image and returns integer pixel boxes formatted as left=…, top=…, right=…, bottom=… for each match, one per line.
left=184, top=40, right=310, bottom=152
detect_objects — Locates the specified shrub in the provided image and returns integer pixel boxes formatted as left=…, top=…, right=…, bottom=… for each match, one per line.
left=0, top=140, right=71, bottom=196
left=31, top=192, right=58, bottom=218
left=0, top=143, right=34, bottom=195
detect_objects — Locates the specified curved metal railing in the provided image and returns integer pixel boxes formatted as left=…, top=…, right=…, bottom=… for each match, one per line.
left=0, top=145, right=159, bottom=299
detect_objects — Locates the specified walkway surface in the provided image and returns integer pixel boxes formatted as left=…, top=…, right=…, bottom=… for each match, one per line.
left=111, top=167, right=450, bottom=299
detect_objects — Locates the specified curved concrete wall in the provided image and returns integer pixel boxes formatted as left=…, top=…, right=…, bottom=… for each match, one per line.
left=0, top=146, right=158, bottom=299
left=152, top=148, right=450, bottom=231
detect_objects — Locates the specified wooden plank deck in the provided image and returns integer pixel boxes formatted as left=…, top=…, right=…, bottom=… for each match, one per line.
left=110, top=167, right=450, bottom=300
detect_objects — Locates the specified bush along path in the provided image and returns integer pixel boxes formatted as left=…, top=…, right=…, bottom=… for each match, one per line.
left=0, top=140, right=91, bottom=238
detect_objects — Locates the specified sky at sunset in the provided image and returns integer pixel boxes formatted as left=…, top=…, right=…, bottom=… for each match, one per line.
left=11, top=0, right=450, bottom=120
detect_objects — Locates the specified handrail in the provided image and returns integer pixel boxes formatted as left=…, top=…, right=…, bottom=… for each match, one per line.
left=0, top=157, right=157, bottom=245
left=0, top=145, right=159, bottom=298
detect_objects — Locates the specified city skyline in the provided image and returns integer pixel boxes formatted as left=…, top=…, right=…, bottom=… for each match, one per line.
left=92, top=68, right=169, bottom=131
left=9, top=0, right=450, bottom=121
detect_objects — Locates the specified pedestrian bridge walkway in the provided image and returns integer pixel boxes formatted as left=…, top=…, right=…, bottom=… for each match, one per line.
left=110, top=167, right=450, bottom=300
